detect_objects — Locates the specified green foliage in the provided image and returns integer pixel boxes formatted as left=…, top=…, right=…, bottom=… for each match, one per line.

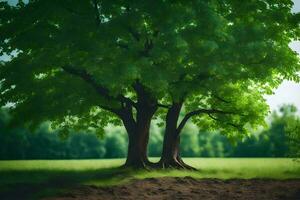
left=200, top=105, right=300, bottom=157
left=0, top=109, right=127, bottom=159
left=1, top=0, right=299, bottom=138
left=147, top=124, right=163, bottom=156
left=104, top=126, right=127, bottom=158
left=275, top=105, right=300, bottom=157
left=186, top=83, right=270, bottom=139
left=180, top=123, right=200, bottom=157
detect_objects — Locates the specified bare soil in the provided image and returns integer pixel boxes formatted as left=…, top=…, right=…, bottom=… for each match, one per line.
left=45, top=177, right=300, bottom=200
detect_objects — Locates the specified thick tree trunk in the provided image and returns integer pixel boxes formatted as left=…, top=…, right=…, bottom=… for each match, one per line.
left=158, top=102, right=196, bottom=170
left=124, top=111, right=153, bottom=168
left=125, top=128, right=150, bottom=168
left=159, top=131, right=196, bottom=170
left=160, top=129, right=181, bottom=167
left=120, top=85, right=157, bottom=168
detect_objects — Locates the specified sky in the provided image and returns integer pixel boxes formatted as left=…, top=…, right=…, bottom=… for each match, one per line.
left=1, top=0, right=300, bottom=112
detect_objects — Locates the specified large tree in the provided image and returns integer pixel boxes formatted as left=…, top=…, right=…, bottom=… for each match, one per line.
left=156, top=0, right=300, bottom=168
left=0, top=0, right=299, bottom=169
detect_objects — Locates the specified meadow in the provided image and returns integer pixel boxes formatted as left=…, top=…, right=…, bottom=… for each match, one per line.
left=0, top=158, right=299, bottom=199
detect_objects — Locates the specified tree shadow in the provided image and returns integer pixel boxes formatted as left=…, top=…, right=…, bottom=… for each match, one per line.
left=0, top=166, right=135, bottom=200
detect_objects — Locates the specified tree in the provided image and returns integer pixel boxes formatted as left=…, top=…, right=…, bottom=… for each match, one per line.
left=0, top=0, right=159, bottom=168
left=155, top=0, right=300, bottom=168
left=275, top=105, right=300, bottom=157
left=0, top=0, right=299, bottom=169
left=231, top=105, right=300, bottom=157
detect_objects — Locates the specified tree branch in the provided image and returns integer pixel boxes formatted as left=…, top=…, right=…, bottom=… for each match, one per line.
left=132, top=80, right=158, bottom=114
left=117, top=100, right=137, bottom=133
left=177, top=108, right=237, bottom=133
left=157, top=103, right=171, bottom=109
left=61, top=65, right=136, bottom=111
left=212, top=95, right=231, bottom=104
left=208, top=113, right=242, bottom=130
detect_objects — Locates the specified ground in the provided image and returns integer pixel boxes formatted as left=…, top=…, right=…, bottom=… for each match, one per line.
left=45, top=177, right=300, bottom=200
left=0, top=158, right=299, bottom=199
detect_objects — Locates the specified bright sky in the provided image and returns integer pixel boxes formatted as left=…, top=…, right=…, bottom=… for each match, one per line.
left=1, top=0, right=300, bottom=112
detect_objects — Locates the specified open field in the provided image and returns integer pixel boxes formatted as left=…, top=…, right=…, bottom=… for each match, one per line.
left=0, top=158, right=299, bottom=199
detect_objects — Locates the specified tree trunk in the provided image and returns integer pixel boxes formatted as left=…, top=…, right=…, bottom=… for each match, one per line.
left=159, top=128, right=182, bottom=168
left=124, top=110, right=153, bottom=168
left=125, top=128, right=150, bottom=168
left=158, top=102, right=196, bottom=170
left=120, top=92, right=157, bottom=169
left=159, top=131, right=196, bottom=170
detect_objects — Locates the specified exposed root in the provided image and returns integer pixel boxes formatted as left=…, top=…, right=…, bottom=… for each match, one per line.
left=121, top=159, right=155, bottom=170
left=144, top=160, right=160, bottom=169
left=120, top=158, right=197, bottom=171
left=177, top=157, right=197, bottom=171
left=156, top=157, right=198, bottom=171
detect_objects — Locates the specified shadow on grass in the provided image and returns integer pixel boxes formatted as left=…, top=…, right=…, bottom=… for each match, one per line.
left=1, top=164, right=300, bottom=199
left=0, top=167, right=136, bottom=200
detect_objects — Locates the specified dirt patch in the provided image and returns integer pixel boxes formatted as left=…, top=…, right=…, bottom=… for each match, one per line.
left=45, top=177, right=300, bottom=200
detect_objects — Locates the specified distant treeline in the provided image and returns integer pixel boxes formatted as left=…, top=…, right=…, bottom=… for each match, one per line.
left=0, top=105, right=299, bottom=159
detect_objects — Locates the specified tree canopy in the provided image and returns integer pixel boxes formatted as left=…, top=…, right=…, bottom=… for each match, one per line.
left=1, top=0, right=300, bottom=168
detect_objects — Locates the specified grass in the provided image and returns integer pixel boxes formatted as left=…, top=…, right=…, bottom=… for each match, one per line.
left=0, top=158, right=299, bottom=199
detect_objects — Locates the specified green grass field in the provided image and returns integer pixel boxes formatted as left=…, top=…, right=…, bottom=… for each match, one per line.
left=0, top=158, right=299, bottom=199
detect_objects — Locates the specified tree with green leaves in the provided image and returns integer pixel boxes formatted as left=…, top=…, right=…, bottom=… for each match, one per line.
left=276, top=105, right=300, bottom=158
left=1, top=0, right=299, bottom=169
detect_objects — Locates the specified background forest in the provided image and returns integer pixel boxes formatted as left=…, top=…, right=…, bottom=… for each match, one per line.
left=1, top=104, right=299, bottom=160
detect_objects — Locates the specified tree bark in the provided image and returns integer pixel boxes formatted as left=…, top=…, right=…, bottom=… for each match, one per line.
left=158, top=102, right=196, bottom=170
left=123, top=110, right=154, bottom=168
left=125, top=127, right=150, bottom=168
left=120, top=84, right=157, bottom=168
left=159, top=132, right=196, bottom=170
